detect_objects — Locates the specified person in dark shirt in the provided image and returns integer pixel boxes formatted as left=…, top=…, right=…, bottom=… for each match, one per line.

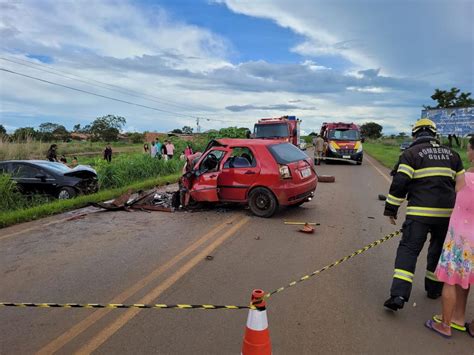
left=46, top=144, right=58, bottom=162
left=104, top=144, right=113, bottom=163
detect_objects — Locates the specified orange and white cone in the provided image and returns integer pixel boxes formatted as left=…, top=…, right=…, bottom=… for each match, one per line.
left=241, top=289, right=271, bottom=355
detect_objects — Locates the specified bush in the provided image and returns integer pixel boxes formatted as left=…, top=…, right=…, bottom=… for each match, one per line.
left=94, top=153, right=184, bottom=189
left=0, top=174, right=25, bottom=211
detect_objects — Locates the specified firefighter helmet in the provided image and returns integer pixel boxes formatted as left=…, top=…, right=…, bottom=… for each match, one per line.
left=412, top=118, right=437, bottom=136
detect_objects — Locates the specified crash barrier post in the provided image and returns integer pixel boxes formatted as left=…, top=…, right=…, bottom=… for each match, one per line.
left=242, top=289, right=271, bottom=355
left=0, top=230, right=402, bottom=311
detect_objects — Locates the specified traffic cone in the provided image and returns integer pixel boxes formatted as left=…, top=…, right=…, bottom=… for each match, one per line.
left=241, top=289, right=271, bottom=355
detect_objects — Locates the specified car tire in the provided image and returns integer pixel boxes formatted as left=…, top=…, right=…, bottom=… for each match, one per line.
left=248, top=187, right=278, bottom=218
left=357, top=161, right=362, bottom=165
left=58, top=187, right=77, bottom=200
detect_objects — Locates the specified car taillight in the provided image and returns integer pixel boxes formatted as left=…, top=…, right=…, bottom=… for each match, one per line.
left=279, top=164, right=292, bottom=179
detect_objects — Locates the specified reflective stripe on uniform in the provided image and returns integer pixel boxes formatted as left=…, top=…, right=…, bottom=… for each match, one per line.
left=456, top=169, right=466, bottom=176
left=426, top=270, right=441, bottom=282
left=386, top=194, right=405, bottom=206
left=397, top=164, right=414, bottom=178
left=393, top=268, right=414, bottom=283
left=412, top=167, right=456, bottom=179
left=406, top=206, right=453, bottom=218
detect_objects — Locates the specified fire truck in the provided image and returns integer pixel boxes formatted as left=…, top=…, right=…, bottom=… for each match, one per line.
left=253, top=115, right=306, bottom=149
left=320, top=122, right=364, bottom=164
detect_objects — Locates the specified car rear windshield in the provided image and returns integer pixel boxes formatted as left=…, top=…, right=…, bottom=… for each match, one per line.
left=267, top=143, right=308, bottom=164
left=254, top=123, right=288, bottom=138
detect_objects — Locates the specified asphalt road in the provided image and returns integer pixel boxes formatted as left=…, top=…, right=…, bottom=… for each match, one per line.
left=0, top=154, right=472, bottom=354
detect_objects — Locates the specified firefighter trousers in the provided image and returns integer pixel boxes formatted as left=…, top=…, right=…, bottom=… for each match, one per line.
left=390, top=218, right=449, bottom=301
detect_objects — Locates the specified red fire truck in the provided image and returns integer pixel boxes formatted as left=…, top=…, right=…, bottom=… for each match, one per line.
left=253, top=115, right=306, bottom=150
left=320, top=122, right=364, bottom=164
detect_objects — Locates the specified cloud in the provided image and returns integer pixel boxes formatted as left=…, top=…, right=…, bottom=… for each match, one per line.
left=346, top=86, right=388, bottom=94
left=216, top=0, right=473, bottom=88
left=1, top=0, right=469, bottom=136
left=225, top=103, right=316, bottom=112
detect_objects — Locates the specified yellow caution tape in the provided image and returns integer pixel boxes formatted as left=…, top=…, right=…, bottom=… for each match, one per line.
left=0, top=230, right=401, bottom=310
left=0, top=302, right=254, bottom=310
left=264, top=229, right=402, bottom=298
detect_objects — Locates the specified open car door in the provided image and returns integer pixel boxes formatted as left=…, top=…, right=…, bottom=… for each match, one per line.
left=189, top=148, right=229, bottom=202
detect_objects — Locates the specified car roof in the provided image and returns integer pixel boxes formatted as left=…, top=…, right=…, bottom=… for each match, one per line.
left=216, top=138, right=286, bottom=147
left=1, top=160, right=56, bottom=164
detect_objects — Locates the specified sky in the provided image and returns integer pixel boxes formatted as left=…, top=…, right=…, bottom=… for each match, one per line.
left=0, top=0, right=473, bottom=135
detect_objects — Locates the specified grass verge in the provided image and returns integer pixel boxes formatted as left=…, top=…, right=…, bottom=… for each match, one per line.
left=364, top=141, right=469, bottom=170
left=0, top=173, right=181, bottom=229
left=363, top=143, right=401, bottom=169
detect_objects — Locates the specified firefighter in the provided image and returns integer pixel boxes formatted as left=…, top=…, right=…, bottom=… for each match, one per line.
left=383, top=118, right=464, bottom=311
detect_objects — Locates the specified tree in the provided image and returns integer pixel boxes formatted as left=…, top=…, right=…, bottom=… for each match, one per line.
left=12, top=127, right=38, bottom=142
left=52, top=125, right=70, bottom=141
left=360, top=122, right=383, bottom=139
left=308, top=132, right=318, bottom=136
left=128, top=132, right=145, bottom=144
left=89, top=115, right=126, bottom=141
left=171, top=128, right=183, bottom=134
left=217, top=127, right=250, bottom=138
left=397, top=132, right=408, bottom=138
left=182, top=126, right=193, bottom=134
left=73, top=124, right=81, bottom=132
left=38, top=122, right=70, bottom=141
left=425, top=88, right=474, bottom=109
left=0, top=124, right=6, bottom=136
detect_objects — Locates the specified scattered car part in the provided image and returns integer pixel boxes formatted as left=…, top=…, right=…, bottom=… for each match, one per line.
left=284, top=221, right=320, bottom=226
left=299, top=223, right=315, bottom=234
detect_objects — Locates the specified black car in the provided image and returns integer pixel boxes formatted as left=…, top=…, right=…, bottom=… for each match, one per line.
left=400, top=141, right=412, bottom=151
left=0, top=160, right=98, bottom=199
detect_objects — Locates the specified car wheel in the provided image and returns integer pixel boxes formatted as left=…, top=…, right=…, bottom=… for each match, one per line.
left=356, top=161, right=362, bottom=165
left=248, top=187, right=278, bottom=218
left=58, top=187, right=77, bottom=200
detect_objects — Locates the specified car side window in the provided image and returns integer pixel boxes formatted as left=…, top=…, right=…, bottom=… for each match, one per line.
left=199, top=150, right=226, bottom=173
left=11, top=164, right=41, bottom=178
left=223, top=147, right=256, bottom=168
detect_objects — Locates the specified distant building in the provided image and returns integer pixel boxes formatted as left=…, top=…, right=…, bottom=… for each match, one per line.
left=70, top=132, right=90, bottom=141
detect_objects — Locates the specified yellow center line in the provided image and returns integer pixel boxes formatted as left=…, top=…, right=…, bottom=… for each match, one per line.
left=365, top=155, right=391, bottom=184
left=75, top=216, right=250, bottom=355
left=36, top=215, right=238, bottom=355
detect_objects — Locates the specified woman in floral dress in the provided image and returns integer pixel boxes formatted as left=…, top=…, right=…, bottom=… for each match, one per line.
left=425, top=136, right=474, bottom=338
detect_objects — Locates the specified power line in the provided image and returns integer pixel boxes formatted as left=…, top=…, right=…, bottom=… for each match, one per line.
left=0, top=67, right=244, bottom=126
left=0, top=56, right=258, bottom=125
left=0, top=56, right=211, bottom=114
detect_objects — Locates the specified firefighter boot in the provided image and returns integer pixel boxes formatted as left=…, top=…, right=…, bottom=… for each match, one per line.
left=384, top=296, right=405, bottom=311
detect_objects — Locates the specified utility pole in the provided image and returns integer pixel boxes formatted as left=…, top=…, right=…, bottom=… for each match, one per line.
left=196, top=117, right=201, bottom=133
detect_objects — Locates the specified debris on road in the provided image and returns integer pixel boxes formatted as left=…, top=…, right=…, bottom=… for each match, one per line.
left=316, top=174, right=336, bottom=183
left=284, top=221, right=320, bottom=226
left=206, top=255, right=214, bottom=261
left=299, top=223, right=315, bottom=234
left=91, top=189, right=179, bottom=213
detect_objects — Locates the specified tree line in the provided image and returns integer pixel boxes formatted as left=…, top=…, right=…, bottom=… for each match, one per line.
left=0, top=115, right=129, bottom=143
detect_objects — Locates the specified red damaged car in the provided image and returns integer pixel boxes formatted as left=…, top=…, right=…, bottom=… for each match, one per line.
left=179, top=139, right=317, bottom=217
